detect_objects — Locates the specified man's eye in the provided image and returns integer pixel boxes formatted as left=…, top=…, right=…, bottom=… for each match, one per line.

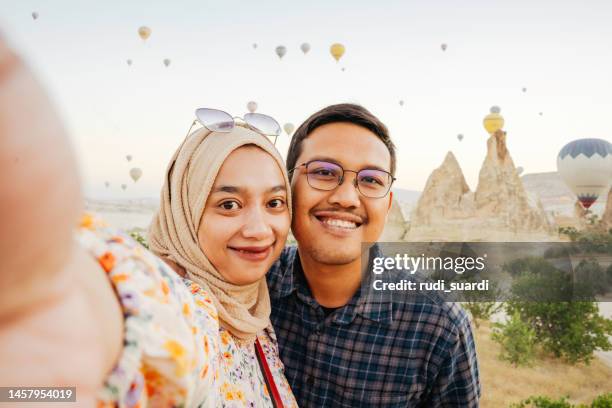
left=312, top=168, right=335, bottom=177
left=360, top=176, right=383, bottom=186
left=268, top=199, right=286, bottom=209
left=220, top=200, right=240, bottom=210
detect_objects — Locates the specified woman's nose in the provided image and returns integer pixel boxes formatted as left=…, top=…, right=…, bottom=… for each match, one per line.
left=241, top=207, right=273, bottom=240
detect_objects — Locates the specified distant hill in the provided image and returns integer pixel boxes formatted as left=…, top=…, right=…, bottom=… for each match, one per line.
left=391, top=188, right=421, bottom=205
left=521, top=171, right=605, bottom=216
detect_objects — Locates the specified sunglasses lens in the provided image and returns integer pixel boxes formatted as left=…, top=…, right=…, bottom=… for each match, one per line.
left=244, top=113, right=281, bottom=136
left=195, top=108, right=234, bottom=132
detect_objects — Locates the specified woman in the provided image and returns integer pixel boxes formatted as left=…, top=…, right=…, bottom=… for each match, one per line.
left=93, top=120, right=298, bottom=407
left=0, top=39, right=296, bottom=406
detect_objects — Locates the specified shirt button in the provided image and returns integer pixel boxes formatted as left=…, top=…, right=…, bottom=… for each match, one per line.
left=306, top=376, right=315, bottom=387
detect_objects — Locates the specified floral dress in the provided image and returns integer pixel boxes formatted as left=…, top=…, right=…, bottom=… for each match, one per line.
left=78, top=215, right=298, bottom=408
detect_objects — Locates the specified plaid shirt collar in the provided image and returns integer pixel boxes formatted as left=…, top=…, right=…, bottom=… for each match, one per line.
left=272, top=244, right=394, bottom=325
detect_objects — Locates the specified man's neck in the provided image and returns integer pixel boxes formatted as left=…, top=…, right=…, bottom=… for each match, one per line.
left=297, top=247, right=364, bottom=308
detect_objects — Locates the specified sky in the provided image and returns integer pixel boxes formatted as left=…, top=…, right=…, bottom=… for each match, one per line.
left=1, top=0, right=612, bottom=199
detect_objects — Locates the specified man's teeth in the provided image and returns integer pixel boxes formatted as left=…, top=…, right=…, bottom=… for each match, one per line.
left=322, top=218, right=358, bottom=229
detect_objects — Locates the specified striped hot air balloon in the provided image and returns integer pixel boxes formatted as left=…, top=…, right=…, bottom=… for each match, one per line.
left=557, top=138, right=612, bottom=209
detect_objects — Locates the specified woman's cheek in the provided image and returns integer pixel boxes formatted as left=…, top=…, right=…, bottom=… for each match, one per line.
left=274, top=210, right=291, bottom=242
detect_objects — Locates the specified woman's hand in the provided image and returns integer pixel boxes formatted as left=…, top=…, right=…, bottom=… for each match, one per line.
left=0, top=35, right=123, bottom=404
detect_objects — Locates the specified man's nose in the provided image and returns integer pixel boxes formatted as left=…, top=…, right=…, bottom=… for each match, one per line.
left=328, top=172, right=361, bottom=208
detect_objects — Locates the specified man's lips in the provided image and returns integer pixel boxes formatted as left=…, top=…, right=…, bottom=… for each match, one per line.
left=312, top=210, right=365, bottom=230
left=312, top=210, right=365, bottom=225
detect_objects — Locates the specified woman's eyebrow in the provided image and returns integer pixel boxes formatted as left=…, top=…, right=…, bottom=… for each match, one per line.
left=212, top=185, right=241, bottom=194
left=211, top=185, right=286, bottom=194
left=268, top=185, right=287, bottom=193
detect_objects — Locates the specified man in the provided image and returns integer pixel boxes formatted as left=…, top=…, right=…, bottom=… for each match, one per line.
left=267, top=104, right=480, bottom=407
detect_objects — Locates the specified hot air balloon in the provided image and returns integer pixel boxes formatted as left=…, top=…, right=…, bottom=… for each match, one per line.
left=330, top=43, right=345, bottom=62
left=126, top=155, right=132, bottom=162
left=31, top=12, right=38, bottom=20
left=557, top=138, right=612, bottom=209
left=252, top=43, right=258, bottom=49
left=130, top=167, right=143, bottom=182
left=138, top=26, right=151, bottom=41
left=483, top=106, right=504, bottom=135
left=247, top=101, right=258, bottom=113
left=163, top=58, right=171, bottom=67
left=275, top=46, right=287, bottom=59
left=457, top=134, right=464, bottom=142
left=441, top=43, right=447, bottom=51
left=284, top=123, right=295, bottom=136
left=399, top=100, right=404, bottom=106
left=300, top=43, right=311, bottom=54
left=516, top=166, right=524, bottom=176
left=121, top=184, right=127, bottom=191
left=127, top=59, right=132, bottom=66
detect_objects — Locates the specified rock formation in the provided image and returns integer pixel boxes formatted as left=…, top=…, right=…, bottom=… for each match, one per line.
left=599, top=188, right=612, bottom=230
left=406, top=130, right=553, bottom=241
left=411, top=152, right=473, bottom=225
left=474, top=130, right=550, bottom=233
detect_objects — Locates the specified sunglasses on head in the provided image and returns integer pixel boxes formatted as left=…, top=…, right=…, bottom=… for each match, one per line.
left=184, top=108, right=282, bottom=145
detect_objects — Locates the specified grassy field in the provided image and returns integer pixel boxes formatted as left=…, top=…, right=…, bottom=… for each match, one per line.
left=475, top=321, right=612, bottom=407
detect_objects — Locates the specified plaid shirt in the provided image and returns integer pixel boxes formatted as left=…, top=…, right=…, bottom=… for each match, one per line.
left=267, top=245, right=481, bottom=407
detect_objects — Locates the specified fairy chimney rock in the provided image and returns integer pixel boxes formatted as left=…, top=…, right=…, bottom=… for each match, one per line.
left=411, top=152, right=474, bottom=225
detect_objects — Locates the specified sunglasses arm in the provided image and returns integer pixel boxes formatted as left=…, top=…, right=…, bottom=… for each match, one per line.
left=183, top=120, right=197, bottom=140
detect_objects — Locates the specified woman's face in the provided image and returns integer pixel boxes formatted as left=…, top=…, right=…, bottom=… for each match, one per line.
left=198, top=145, right=290, bottom=285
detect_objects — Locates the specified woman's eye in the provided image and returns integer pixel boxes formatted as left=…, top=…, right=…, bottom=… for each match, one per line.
left=220, top=200, right=240, bottom=210
left=268, top=199, right=286, bottom=209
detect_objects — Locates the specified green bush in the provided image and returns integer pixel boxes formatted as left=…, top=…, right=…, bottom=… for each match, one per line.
left=574, top=259, right=608, bottom=295
left=491, top=311, right=537, bottom=367
left=460, top=276, right=503, bottom=328
left=506, top=266, right=612, bottom=364
left=510, top=393, right=612, bottom=408
left=463, top=301, right=502, bottom=328
left=510, top=395, right=574, bottom=408
left=591, top=393, right=612, bottom=408
left=606, top=264, right=612, bottom=286
left=503, top=256, right=559, bottom=277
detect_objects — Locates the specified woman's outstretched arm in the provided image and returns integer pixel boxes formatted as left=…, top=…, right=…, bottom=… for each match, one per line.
left=0, top=36, right=123, bottom=405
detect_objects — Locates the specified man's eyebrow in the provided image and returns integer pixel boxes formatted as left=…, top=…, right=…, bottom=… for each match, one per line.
left=211, top=185, right=287, bottom=194
left=306, top=156, right=390, bottom=172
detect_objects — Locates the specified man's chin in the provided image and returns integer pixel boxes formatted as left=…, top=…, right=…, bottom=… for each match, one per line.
left=308, top=247, right=362, bottom=266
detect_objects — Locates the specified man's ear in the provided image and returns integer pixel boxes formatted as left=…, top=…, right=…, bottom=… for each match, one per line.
left=387, top=190, right=393, bottom=211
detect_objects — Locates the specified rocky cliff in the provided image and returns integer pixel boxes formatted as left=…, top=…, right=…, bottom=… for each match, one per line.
left=406, top=130, right=553, bottom=241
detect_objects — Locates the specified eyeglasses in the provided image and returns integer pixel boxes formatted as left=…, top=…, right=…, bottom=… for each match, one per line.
left=290, top=160, right=396, bottom=198
left=184, top=108, right=282, bottom=144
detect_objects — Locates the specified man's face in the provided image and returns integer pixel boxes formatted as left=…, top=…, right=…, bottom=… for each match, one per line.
left=291, top=122, right=393, bottom=266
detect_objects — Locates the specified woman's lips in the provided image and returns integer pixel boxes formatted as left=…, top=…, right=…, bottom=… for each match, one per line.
left=228, top=244, right=273, bottom=262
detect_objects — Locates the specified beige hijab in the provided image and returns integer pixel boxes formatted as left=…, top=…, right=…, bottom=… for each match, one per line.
left=148, top=125, right=291, bottom=342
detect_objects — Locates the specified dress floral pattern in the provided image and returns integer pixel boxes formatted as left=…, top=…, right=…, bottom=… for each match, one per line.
left=78, top=215, right=297, bottom=408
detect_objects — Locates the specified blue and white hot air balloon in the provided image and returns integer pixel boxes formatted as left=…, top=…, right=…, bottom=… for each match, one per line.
left=557, top=138, right=612, bottom=209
